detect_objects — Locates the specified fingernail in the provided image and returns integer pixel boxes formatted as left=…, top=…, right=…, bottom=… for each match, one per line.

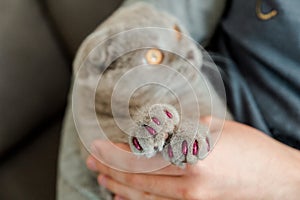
left=98, top=175, right=107, bottom=187
left=86, top=156, right=98, bottom=171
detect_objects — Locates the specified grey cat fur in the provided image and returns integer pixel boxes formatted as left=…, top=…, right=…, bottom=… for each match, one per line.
left=73, top=2, right=231, bottom=199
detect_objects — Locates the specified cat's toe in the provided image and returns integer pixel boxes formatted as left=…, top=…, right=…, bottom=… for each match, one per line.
left=129, top=125, right=168, bottom=157
left=129, top=104, right=180, bottom=157
left=162, top=122, right=211, bottom=166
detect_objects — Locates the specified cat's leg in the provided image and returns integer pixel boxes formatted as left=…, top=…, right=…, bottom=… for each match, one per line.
left=162, top=122, right=211, bottom=166
left=128, top=104, right=180, bottom=158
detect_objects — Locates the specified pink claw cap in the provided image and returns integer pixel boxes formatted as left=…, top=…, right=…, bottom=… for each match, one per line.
left=192, top=140, right=199, bottom=155
left=151, top=117, right=160, bottom=125
left=132, top=137, right=142, bottom=151
left=144, top=125, right=157, bottom=135
left=168, top=145, right=174, bottom=158
left=165, top=110, right=173, bottom=119
left=182, top=140, right=188, bottom=155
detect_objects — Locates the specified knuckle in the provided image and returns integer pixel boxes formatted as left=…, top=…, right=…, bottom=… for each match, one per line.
left=123, top=173, right=132, bottom=184
left=178, top=185, right=200, bottom=200
left=106, top=166, right=115, bottom=177
left=124, top=173, right=138, bottom=186
left=141, top=191, right=166, bottom=200
left=142, top=191, right=155, bottom=200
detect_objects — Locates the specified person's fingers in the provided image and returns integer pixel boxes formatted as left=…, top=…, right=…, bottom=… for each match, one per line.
left=199, top=115, right=229, bottom=152
left=89, top=140, right=188, bottom=175
left=86, top=154, right=186, bottom=176
left=200, top=115, right=226, bottom=133
left=148, top=164, right=187, bottom=176
left=98, top=174, right=139, bottom=200
left=98, top=174, right=175, bottom=200
left=200, top=115, right=214, bottom=125
left=113, top=195, right=129, bottom=200
left=87, top=116, right=224, bottom=174
left=93, top=160, right=190, bottom=199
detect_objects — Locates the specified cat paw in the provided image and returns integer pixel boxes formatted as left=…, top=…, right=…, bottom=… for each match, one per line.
left=129, top=104, right=180, bottom=158
left=162, top=122, right=211, bottom=166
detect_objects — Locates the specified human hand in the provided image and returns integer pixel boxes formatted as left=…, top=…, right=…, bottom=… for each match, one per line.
left=86, top=117, right=300, bottom=200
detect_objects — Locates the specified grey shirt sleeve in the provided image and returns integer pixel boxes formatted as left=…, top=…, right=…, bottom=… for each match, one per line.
left=122, top=0, right=226, bottom=45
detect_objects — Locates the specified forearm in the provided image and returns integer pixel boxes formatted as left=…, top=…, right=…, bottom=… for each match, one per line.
left=243, top=130, right=300, bottom=199
left=277, top=144, right=300, bottom=199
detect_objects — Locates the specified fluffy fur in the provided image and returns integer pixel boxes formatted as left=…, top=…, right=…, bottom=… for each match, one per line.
left=73, top=2, right=231, bottom=199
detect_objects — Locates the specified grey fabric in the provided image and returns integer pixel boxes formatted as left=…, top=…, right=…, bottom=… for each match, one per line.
left=122, top=0, right=226, bottom=45
left=0, top=0, right=70, bottom=156
left=45, top=0, right=123, bottom=55
left=57, top=95, right=102, bottom=200
left=216, top=0, right=300, bottom=148
left=0, top=117, right=62, bottom=200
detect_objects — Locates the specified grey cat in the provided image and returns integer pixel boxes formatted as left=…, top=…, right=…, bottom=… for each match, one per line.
left=73, top=3, right=231, bottom=168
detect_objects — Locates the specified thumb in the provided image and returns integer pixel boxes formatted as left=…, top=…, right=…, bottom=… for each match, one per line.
left=200, top=115, right=227, bottom=152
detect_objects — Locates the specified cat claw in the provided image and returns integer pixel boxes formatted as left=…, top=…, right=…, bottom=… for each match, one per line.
left=162, top=122, right=211, bottom=166
left=129, top=104, right=179, bottom=157
left=128, top=104, right=211, bottom=166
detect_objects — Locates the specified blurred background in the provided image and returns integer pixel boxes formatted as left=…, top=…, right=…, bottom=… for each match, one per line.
left=0, top=0, right=123, bottom=199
